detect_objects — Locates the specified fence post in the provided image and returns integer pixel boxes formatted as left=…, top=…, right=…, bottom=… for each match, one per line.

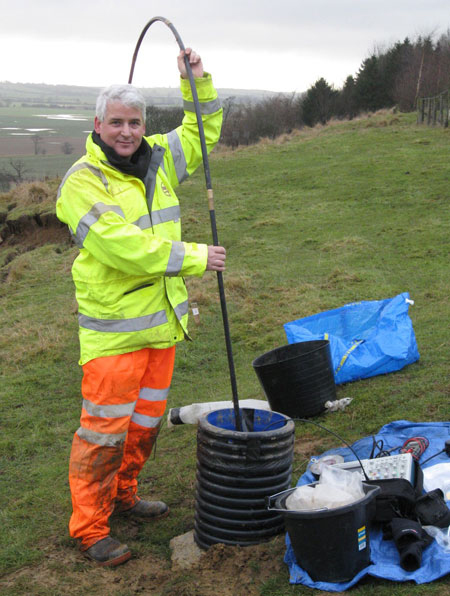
left=417, top=98, right=423, bottom=124
left=445, top=91, right=449, bottom=128
left=418, top=89, right=449, bottom=127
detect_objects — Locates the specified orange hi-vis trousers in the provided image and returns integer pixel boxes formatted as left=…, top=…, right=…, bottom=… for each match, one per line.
left=68, top=346, right=175, bottom=550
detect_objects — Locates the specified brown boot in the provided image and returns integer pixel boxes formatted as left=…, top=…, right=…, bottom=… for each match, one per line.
left=116, top=499, right=169, bottom=522
left=84, top=536, right=131, bottom=566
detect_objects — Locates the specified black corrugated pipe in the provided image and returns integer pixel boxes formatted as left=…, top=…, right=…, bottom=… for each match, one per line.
left=128, top=16, right=243, bottom=431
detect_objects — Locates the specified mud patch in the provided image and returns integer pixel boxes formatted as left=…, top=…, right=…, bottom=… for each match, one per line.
left=0, top=535, right=288, bottom=596
left=2, top=224, right=69, bottom=247
left=191, top=539, right=286, bottom=596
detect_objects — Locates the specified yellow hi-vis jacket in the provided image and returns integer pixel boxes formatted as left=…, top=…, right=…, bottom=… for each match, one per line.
left=56, top=74, right=222, bottom=365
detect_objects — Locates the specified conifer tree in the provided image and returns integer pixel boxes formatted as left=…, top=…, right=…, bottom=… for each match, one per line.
left=301, top=78, right=338, bottom=126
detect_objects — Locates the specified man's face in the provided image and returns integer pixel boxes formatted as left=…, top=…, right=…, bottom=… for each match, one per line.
left=94, top=101, right=145, bottom=158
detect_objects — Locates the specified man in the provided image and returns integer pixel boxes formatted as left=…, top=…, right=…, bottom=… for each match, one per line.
left=56, top=48, right=225, bottom=566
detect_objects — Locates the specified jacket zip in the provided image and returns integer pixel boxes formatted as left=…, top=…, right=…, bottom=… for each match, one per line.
left=123, top=282, right=154, bottom=296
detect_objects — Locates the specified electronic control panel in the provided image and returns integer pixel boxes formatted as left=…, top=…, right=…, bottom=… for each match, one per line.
left=331, top=452, right=415, bottom=484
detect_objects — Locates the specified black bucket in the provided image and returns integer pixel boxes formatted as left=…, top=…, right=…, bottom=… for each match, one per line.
left=266, top=482, right=380, bottom=583
left=194, top=407, right=295, bottom=549
left=252, top=340, right=336, bottom=418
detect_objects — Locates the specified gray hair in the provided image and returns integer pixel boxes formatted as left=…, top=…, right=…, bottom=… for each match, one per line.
left=95, top=84, right=146, bottom=122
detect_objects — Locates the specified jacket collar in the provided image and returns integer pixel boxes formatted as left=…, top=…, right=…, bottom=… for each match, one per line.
left=87, top=132, right=152, bottom=182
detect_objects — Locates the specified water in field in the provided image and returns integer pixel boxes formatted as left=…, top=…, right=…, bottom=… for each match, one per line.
left=0, top=107, right=91, bottom=161
left=35, top=114, right=88, bottom=121
left=0, top=109, right=91, bottom=139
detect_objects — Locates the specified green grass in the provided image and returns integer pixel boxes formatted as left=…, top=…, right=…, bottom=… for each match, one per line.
left=0, top=105, right=91, bottom=178
left=0, top=111, right=449, bottom=594
left=0, top=106, right=92, bottom=138
left=0, top=152, right=80, bottom=180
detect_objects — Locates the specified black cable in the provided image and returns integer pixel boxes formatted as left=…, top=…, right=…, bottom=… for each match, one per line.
left=127, top=16, right=243, bottom=432
left=421, top=448, right=445, bottom=466
left=263, top=417, right=371, bottom=482
left=370, top=437, right=384, bottom=459
left=367, top=435, right=407, bottom=459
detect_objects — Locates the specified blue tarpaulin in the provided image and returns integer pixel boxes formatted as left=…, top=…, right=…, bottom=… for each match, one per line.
left=284, top=292, right=420, bottom=385
left=285, top=420, right=450, bottom=591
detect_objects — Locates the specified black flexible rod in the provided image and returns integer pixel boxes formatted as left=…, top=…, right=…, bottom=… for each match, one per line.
left=128, top=16, right=243, bottom=431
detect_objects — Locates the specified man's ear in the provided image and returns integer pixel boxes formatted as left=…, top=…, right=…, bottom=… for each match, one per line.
left=94, top=116, right=101, bottom=134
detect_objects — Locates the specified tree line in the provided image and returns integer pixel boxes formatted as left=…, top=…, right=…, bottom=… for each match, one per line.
left=147, top=31, right=450, bottom=146
left=1, top=32, right=447, bottom=191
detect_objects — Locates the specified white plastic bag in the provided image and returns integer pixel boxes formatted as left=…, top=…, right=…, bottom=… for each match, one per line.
left=423, top=463, right=450, bottom=500
left=423, top=525, right=450, bottom=552
left=311, top=483, right=357, bottom=509
left=285, top=465, right=364, bottom=511
left=319, top=465, right=365, bottom=501
left=285, top=485, right=316, bottom=510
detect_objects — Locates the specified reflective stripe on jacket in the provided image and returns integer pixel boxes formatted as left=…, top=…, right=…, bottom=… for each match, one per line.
left=56, top=74, right=222, bottom=364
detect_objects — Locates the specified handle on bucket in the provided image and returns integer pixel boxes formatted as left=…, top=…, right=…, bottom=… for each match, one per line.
left=266, top=483, right=381, bottom=513
left=266, top=491, right=332, bottom=513
left=265, top=489, right=294, bottom=512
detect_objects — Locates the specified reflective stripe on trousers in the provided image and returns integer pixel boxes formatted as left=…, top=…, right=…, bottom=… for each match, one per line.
left=68, top=346, right=176, bottom=549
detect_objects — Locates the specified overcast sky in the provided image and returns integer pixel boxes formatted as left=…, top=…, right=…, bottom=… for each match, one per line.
left=1, top=0, right=448, bottom=93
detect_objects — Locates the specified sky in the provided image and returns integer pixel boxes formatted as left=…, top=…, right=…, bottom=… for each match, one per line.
left=0, top=0, right=448, bottom=93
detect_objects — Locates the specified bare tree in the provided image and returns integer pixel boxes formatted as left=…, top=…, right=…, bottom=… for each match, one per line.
left=8, top=159, right=29, bottom=184
left=31, top=134, right=44, bottom=155
left=221, top=93, right=300, bottom=147
left=61, top=142, right=74, bottom=155
left=145, top=105, right=183, bottom=135
left=222, top=96, right=237, bottom=125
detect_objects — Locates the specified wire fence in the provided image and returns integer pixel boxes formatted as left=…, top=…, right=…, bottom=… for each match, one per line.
left=417, top=89, right=449, bottom=127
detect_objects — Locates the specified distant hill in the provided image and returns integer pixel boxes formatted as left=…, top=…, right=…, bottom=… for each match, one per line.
left=0, top=81, right=283, bottom=109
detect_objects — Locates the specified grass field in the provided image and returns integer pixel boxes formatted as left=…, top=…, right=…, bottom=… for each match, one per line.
left=0, top=151, right=86, bottom=179
left=0, top=105, right=93, bottom=138
left=0, top=105, right=92, bottom=177
left=0, top=111, right=449, bottom=595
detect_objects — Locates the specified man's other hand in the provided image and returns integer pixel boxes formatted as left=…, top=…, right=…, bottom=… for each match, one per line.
left=206, top=245, right=226, bottom=271
left=178, top=48, right=204, bottom=79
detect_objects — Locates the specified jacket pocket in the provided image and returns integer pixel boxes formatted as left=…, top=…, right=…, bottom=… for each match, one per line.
left=123, top=282, right=155, bottom=296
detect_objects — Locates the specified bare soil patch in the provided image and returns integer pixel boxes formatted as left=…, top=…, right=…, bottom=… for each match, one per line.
left=0, top=534, right=288, bottom=596
left=2, top=223, right=69, bottom=248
